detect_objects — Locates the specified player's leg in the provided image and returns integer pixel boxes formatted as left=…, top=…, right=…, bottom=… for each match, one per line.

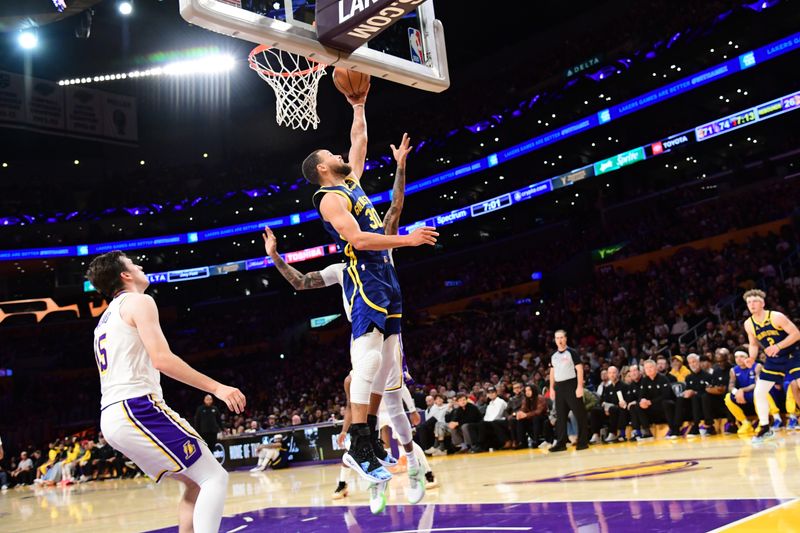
left=345, top=329, right=392, bottom=483
left=788, top=379, right=799, bottom=429
left=180, top=446, right=229, bottom=533
left=332, top=464, right=349, bottom=500
left=753, top=372, right=779, bottom=442
left=175, top=476, right=200, bottom=533
left=725, top=392, right=753, bottom=434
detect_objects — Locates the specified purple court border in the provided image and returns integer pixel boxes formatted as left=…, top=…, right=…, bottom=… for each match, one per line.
left=148, top=498, right=783, bottom=532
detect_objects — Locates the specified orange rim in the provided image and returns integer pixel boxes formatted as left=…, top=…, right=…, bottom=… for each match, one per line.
left=248, top=44, right=327, bottom=78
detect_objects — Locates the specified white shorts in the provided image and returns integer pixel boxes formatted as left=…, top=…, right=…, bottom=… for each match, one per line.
left=383, top=336, right=405, bottom=393
left=100, top=394, right=205, bottom=482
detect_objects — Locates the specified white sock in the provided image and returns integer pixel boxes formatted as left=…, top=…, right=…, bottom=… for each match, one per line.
left=754, top=379, right=775, bottom=427
left=338, top=466, right=349, bottom=483
left=405, top=448, right=419, bottom=471
left=412, top=441, right=431, bottom=473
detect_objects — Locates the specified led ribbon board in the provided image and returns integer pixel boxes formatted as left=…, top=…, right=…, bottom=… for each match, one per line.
left=3, top=32, right=800, bottom=260
left=119, top=88, right=800, bottom=287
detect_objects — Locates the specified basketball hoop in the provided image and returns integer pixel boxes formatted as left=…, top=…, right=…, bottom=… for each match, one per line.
left=248, top=45, right=327, bottom=131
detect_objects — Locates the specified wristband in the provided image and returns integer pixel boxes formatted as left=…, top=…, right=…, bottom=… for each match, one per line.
left=732, top=388, right=739, bottom=395
left=353, top=103, right=364, bottom=108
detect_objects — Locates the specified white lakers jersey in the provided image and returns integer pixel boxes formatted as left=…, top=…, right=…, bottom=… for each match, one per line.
left=95, top=293, right=162, bottom=409
left=319, top=251, right=395, bottom=324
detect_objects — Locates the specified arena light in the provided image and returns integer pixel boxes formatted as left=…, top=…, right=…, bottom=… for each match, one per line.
left=118, top=1, right=133, bottom=16
left=18, top=30, right=38, bottom=50
left=57, top=54, right=235, bottom=85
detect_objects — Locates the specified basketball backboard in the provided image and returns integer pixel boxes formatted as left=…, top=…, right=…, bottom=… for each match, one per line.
left=179, top=0, right=450, bottom=92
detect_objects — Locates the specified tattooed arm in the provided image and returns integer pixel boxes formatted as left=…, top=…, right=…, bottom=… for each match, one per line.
left=383, top=133, right=412, bottom=235
left=262, top=226, right=326, bottom=290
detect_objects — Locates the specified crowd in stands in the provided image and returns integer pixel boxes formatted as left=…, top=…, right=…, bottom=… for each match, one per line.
left=1, top=213, right=798, bottom=486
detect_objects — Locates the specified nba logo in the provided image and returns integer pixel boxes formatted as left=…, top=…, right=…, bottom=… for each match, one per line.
left=597, top=109, right=611, bottom=124
left=409, top=28, right=423, bottom=65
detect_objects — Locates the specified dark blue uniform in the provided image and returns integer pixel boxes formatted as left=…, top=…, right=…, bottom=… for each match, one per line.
left=751, top=311, right=800, bottom=383
left=731, top=365, right=757, bottom=403
left=313, top=176, right=402, bottom=339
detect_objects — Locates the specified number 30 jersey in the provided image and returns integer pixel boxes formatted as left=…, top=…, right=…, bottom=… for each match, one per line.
left=95, top=293, right=163, bottom=409
left=312, top=175, right=390, bottom=264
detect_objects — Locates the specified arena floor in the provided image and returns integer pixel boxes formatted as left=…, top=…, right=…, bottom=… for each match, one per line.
left=3, top=432, right=800, bottom=532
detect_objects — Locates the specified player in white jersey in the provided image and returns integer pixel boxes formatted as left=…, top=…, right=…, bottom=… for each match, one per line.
left=86, top=251, right=246, bottom=533
left=263, top=134, right=430, bottom=512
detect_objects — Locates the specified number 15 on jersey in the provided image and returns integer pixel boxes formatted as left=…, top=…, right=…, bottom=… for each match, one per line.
left=94, top=333, right=108, bottom=374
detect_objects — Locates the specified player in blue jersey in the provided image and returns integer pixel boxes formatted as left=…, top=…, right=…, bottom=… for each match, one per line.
left=301, top=90, right=437, bottom=483
left=743, top=289, right=800, bottom=442
left=724, top=349, right=780, bottom=434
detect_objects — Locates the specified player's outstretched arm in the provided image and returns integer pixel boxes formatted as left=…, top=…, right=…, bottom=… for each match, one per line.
left=319, top=193, right=437, bottom=250
left=263, top=226, right=326, bottom=290
left=383, top=132, right=412, bottom=235
left=347, top=92, right=369, bottom=179
left=127, top=293, right=246, bottom=413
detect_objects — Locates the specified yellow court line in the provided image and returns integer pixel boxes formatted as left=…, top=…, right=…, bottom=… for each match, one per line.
left=707, top=498, right=800, bottom=532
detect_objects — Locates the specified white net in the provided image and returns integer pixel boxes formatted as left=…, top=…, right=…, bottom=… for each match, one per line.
left=248, top=46, right=327, bottom=131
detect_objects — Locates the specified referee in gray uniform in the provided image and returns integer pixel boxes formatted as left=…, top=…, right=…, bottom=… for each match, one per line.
left=548, top=330, right=589, bottom=451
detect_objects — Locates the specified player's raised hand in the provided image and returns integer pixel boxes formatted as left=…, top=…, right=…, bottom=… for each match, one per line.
left=346, top=86, right=369, bottom=106
left=407, top=226, right=438, bottom=247
left=262, top=226, right=278, bottom=256
left=390, top=133, right=413, bottom=167
left=215, top=384, right=246, bottom=414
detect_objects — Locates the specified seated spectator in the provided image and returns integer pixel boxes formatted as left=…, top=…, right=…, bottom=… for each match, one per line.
left=670, top=356, right=691, bottom=383
left=724, top=349, right=780, bottom=434
left=10, top=451, right=35, bottom=486
left=417, top=395, right=448, bottom=453
left=675, top=354, right=710, bottom=437
left=589, top=366, right=626, bottom=444
left=630, top=360, right=679, bottom=440
left=444, top=393, right=482, bottom=453
left=466, top=386, right=509, bottom=453
left=703, top=348, right=736, bottom=435
left=511, top=384, right=548, bottom=448
left=657, top=356, right=678, bottom=383
left=245, top=420, right=260, bottom=434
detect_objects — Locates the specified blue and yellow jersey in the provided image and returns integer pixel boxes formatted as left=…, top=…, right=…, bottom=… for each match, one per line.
left=750, top=310, right=799, bottom=359
left=733, top=365, right=756, bottom=389
left=312, top=175, right=389, bottom=265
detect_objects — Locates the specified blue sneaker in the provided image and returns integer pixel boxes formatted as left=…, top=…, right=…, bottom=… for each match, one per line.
left=631, top=429, right=641, bottom=440
left=772, top=418, right=783, bottom=431
left=343, top=451, right=393, bottom=484
left=788, top=417, right=798, bottom=431
left=665, top=430, right=679, bottom=440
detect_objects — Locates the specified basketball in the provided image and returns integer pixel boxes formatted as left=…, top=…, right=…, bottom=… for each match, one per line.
left=333, top=67, right=370, bottom=98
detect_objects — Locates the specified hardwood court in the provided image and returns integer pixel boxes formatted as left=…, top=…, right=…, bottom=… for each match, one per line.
left=3, top=432, right=800, bottom=532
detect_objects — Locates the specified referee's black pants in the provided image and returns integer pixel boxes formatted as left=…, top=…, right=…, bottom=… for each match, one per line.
left=554, top=378, right=589, bottom=447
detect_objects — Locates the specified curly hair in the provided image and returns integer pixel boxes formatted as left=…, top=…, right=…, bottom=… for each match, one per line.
left=86, top=251, right=128, bottom=297
left=742, top=289, right=766, bottom=302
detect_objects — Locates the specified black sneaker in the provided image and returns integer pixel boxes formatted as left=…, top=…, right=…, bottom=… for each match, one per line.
left=575, top=443, right=589, bottom=450
left=687, top=425, right=700, bottom=438
left=751, top=424, right=775, bottom=444
left=332, top=481, right=348, bottom=500
left=367, top=415, right=398, bottom=467
left=637, top=431, right=654, bottom=441
left=549, top=444, right=568, bottom=452
left=705, top=426, right=717, bottom=436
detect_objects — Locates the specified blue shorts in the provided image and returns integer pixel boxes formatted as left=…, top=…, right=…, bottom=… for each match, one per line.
left=343, top=260, right=402, bottom=339
left=760, top=356, right=800, bottom=383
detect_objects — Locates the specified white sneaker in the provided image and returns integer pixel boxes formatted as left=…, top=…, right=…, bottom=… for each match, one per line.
left=249, top=465, right=265, bottom=472
left=589, top=434, right=601, bottom=445
left=603, top=433, right=618, bottom=443
left=368, top=481, right=388, bottom=515
left=538, top=441, right=551, bottom=450
left=407, top=466, right=426, bottom=504
left=424, top=447, right=437, bottom=455
left=430, top=448, right=447, bottom=456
